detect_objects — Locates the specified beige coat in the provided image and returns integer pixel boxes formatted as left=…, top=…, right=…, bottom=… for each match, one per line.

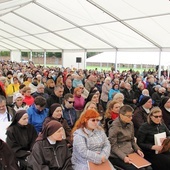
left=108, top=117, right=140, bottom=160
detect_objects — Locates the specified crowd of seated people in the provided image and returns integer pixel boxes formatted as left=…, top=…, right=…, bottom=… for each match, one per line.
left=1, top=60, right=170, bottom=169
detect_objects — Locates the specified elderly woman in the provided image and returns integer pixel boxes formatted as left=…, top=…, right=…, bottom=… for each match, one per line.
left=72, top=109, right=115, bottom=170
left=6, top=110, right=37, bottom=170
left=42, top=103, right=72, bottom=146
left=27, top=121, right=73, bottom=170
left=100, top=77, right=112, bottom=111
left=137, top=107, right=170, bottom=170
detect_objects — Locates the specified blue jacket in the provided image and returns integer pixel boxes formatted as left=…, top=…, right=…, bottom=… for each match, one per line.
left=27, top=105, right=49, bottom=133
left=62, top=106, right=77, bottom=129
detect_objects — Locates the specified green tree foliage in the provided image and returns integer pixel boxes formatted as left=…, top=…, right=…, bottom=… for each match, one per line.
left=0, top=51, right=10, bottom=56
left=87, top=52, right=101, bottom=58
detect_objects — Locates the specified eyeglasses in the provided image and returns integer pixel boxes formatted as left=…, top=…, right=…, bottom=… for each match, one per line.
left=123, top=114, right=133, bottom=118
left=67, top=101, right=74, bottom=104
left=91, top=119, right=100, bottom=122
left=152, top=115, right=162, bottom=119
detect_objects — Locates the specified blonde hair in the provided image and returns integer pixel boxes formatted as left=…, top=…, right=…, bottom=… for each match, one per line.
left=147, top=107, right=162, bottom=124
left=105, top=100, right=120, bottom=119
left=46, top=79, right=55, bottom=87
left=84, top=101, right=97, bottom=111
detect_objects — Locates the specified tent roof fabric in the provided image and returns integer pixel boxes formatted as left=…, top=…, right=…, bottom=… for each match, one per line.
left=0, top=0, right=170, bottom=52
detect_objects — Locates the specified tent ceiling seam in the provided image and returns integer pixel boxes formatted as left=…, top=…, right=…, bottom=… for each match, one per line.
left=87, top=0, right=162, bottom=50
left=12, top=11, right=85, bottom=50
left=35, top=1, right=118, bottom=50
left=0, top=23, right=44, bottom=50
left=0, top=0, right=33, bottom=17
left=0, top=19, right=61, bottom=50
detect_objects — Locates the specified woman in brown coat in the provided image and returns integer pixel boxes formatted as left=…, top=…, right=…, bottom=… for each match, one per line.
left=42, top=103, right=72, bottom=146
left=27, top=121, right=73, bottom=170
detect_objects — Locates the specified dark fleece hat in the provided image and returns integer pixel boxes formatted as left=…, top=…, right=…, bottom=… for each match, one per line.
left=138, top=96, right=151, bottom=106
left=37, top=120, right=62, bottom=141
left=49, top=103, right=61, bottom=117
left=160, top=97, right=170, bottom=108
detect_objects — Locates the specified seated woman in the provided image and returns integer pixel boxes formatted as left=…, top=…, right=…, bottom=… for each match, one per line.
left=137, top=107, right=170, bottom=170
left=109, top=105, right=152, bottom=170
left=42, top=103, right=72, bottom=146
left=12, top=92, right=29, bottom=112
left=0, top=138, right=19, bottom=170
left=73, top=87, right=85, bottom=118
left=108, top=84, right=120, bottom=101
left=85, top=91, right=104, bottom=119
left=6, top=110, right=37, bottom=170
left=27, top=120, right=73, bottom=170
left=72, top=109, right=115, bottom=170
left=104, top=100, right=121, bottom=136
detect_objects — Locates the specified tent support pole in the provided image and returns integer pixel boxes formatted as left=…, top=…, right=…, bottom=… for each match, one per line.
left=158, top=50, right=162, bottom=79
left=115, top=50, right=118, bottom=72
left=44, top=51, right=46, bottom=67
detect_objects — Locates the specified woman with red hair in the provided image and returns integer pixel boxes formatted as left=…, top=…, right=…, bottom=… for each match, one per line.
left=71, top=109, right=115, bottom=170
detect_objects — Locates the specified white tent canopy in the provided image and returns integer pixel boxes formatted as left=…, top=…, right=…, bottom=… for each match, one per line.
left=0, top=0, right=170, bottom=52
left=86, top=52, right=170, bottom=65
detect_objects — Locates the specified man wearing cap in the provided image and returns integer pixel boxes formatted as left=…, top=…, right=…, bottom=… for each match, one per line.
left=132, top=96, right=152, bottom=137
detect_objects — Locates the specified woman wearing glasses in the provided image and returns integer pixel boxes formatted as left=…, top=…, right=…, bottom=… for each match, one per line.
left=137, top=107, right=170, bottom=170
left=71, top=109, right=115, bottom=170
left=108, top=105, right=152, bottom=170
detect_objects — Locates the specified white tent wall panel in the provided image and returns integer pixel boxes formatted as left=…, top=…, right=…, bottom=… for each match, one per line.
left=10, top=50, right=21, bottom=62
left=62, top=50, right=86, bottom=69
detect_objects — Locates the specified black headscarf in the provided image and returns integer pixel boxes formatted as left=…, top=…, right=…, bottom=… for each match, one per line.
left=138, top=96, right=151, bottom=107
left=160, top=96, right=170, bottom=108
left=36, top=120, right=62, bottom=141
left=9, top=110, right=27, bottom=127
left=48, top=103, right=62, bottom=117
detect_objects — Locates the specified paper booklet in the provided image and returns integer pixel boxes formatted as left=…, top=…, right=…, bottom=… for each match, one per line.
left=128, top=153, right=151, bottom=169
left=154, top=132, right=166, bottom=154
left=88, top=160, right=113, bottom=170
